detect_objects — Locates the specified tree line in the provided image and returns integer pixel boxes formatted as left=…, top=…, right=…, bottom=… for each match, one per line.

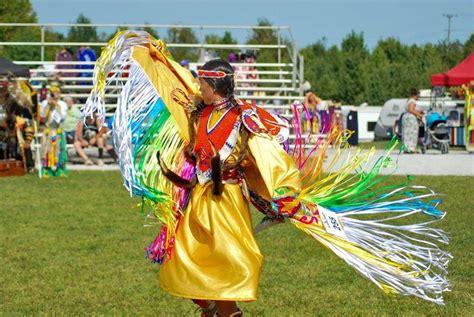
left=301, top=32, right=473, bottom=105
left=1, top=1, right=472, bottom=105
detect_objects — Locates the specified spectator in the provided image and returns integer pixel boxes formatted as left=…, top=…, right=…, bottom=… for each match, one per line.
left=234, top=52, right=249, bottom=96
left=39, top=83, right=48, bottom=103
left=401, top=88, right=424, bottom=154
left=38, top=84, right=68, bottom=177
left=102, top=115, right=118, bottom=161
left=62, top=97, right=81, bottom=144
left=319, top=101, right=331, bottom=134
left=55, top=47, right=76, bottom=78
left=331, top=102, right=344, bottom=133
left=228, top=51, right=236, bottom=63
left=74, top=113, right=114, bottom=165
left=303, top=84, right=322, bottom=134
left=39, top=85, right=67, bottom=128
left=76, top=46, right=97, bottom=78
left=246, top=53, right=259, bottom=96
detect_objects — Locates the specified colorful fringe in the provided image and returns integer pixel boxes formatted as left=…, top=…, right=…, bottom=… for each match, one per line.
left=85, top=31, right=451, bottom=304
left=40, top=127, right=67, bottom=178
left=264, top=102, right=451, bottom=304
left=83, top=31, right=197, bottom=263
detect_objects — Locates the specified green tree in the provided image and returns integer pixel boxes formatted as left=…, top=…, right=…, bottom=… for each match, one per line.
left=222, top=31, right=236, bottom=45
left=0, top=0, right=40, bottom=61
left=246, top=18, right=292, bottom=89
left=337, top=31, right=369, bottom=105
left=300, top=39, right=339, bottom=100
left=369, top=38, right=410, bottom=98
left=67, top=13, right=99, bottom=43
left=376, top=37, right=408, bottom=63
left=102, top=25, right=157, bottom=43
left=436, top=40, right=465, bottom=68
left=247, top=18, right=277, bottom=45
left=103, top=26, right=128, bottom=42
left=246, top=18, right=290, bottom=63
left=364, top=47, right=391, bottom=104
left=44, top=27, right=66, bottom=61
left=463, top=33, right=474, bottom=58
left=417, top=43, right=447, bottom=89
left=142, top=24, right=159, bottom=39
left=300, top=40, right=326, bottom=92
left=165, top=27, right=198, bottom=62
left=204, top=31, right=237, bottom=59
left=320, top=45, right=343, bottom=100
left=204, top=34, right=222, bottom=59
left=300, top=31, right=471, bottom=105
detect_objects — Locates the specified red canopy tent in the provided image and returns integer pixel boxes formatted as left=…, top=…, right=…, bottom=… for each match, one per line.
left=431, top=53, right=474, bottom=86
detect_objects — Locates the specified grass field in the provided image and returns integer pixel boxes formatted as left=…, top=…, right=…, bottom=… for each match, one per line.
left=1, top=172, right=473, bottom=316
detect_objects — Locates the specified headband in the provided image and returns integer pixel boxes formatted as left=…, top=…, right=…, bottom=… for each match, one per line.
left=198, top=70, right=234, bottom=78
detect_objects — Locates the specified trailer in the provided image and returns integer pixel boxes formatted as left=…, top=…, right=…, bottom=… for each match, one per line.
left=374, top=97, right=464, bottom=140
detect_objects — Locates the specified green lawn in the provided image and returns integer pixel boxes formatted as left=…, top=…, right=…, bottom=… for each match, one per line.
left=1, top=172, right=473, bottom=316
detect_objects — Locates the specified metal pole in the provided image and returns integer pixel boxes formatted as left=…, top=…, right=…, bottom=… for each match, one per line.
left=200, top=25, right=204, bottom=59
left=292, top=46, right=297, bottom=89
left=277, top=28, right=282, bottom=83
left=0, top=22, right=290, bottom=30
left=442, top=13, right=458, bottom=42
left=277, top=29, right=281, bottom=64
left=40, top=25, right=45, bottom=61
left=299, top=54, right=304, bottom=95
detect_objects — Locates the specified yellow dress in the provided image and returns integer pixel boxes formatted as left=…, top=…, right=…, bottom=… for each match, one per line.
left=159, top=109, right=301, bottom=301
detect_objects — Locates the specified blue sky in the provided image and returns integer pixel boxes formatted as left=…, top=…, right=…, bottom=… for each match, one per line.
left=31, top=0, right=473, bottom=49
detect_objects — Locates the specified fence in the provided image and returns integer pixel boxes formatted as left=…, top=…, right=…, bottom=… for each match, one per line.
left=1, top=23, right=316, bottom=167
left=1, top=22, right=305, bottom=108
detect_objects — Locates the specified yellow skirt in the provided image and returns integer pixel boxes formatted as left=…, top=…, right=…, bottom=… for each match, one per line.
left=159, top=182, right=263, bottom=301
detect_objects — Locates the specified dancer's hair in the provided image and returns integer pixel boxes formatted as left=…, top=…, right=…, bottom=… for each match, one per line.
left=186, top=59, right=248, bottom=170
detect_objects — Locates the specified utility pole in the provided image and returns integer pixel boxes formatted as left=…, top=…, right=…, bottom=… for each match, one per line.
left=442, top=13, right=458, bottom=42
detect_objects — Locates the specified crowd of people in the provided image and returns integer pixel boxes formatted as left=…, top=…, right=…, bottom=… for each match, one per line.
left=2, top=46, right=361, bottom=178
left=4, top=41, right=457, bottom=179
left=0, top=71, right=117, bottom=177
left=38, top=83, right=117, bottom=169
left=55, top=46, right=97, bottom=78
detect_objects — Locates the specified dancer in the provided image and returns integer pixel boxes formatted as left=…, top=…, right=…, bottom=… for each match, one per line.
left=39, top=84, right=67, bottom=177
left=84, top=31, right=451, bottom=316
left=0, top=74, right=36, bottom=173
